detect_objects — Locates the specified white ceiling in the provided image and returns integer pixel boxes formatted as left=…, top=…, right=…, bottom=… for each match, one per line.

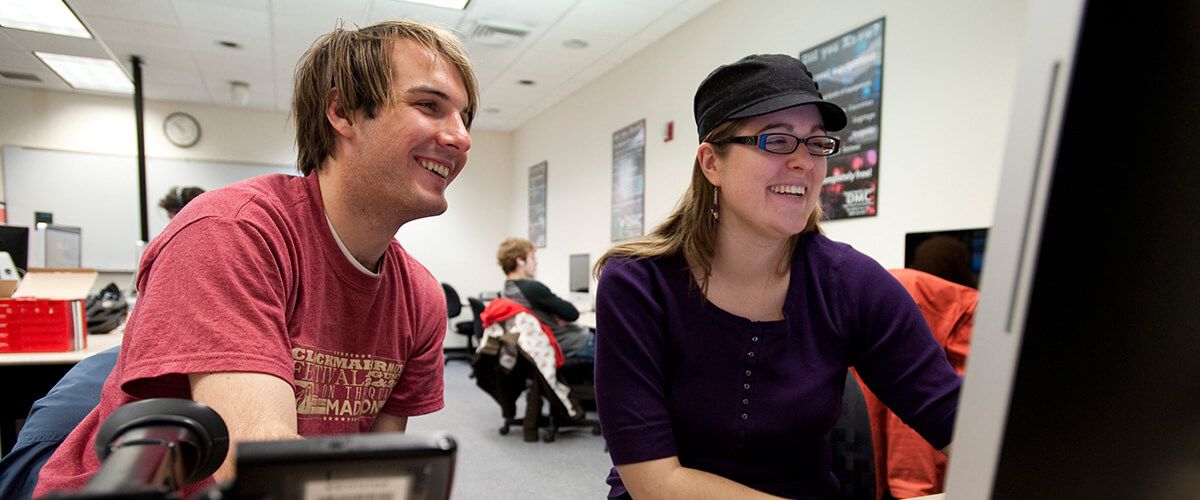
left=0, top=0, right=719, bottom=130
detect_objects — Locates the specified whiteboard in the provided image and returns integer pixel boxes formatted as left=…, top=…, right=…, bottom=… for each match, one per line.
left=2, top=145, right=296, bottom=271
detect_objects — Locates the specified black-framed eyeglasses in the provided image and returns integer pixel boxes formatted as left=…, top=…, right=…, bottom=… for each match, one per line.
left=716, top=133, right=841, bottom=156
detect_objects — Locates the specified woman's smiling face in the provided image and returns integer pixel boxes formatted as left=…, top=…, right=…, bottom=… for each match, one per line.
left=701, top=104, right=829, bottom=242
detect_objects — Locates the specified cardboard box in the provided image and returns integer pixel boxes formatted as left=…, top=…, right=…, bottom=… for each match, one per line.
left=0, top=268, right=97, bottom=353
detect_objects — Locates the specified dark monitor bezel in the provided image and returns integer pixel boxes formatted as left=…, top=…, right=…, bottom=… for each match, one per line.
left=0, top=224, right=30, bottom=271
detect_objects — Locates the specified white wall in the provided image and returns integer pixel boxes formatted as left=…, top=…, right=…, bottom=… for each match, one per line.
left=508, top=0, right=1028, bottom=297
left=0, top=86, right=513, bottom=328
left=398, top=129, right=513, bottom=302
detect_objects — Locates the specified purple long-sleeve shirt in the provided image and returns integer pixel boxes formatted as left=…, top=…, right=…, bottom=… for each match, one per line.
left=594, top=233, right=960, bottom=499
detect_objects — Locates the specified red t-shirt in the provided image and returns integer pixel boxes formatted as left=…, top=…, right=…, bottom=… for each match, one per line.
left=35, top=173, right=446, bottom=497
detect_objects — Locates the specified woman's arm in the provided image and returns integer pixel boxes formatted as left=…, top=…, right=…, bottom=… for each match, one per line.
left=618, top=457, right=786, bottom=500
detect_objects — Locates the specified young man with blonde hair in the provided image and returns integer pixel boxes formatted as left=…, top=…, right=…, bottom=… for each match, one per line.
left=35, top=20, right=477, bottom=496
left=497, top=237, right=595, bottom=359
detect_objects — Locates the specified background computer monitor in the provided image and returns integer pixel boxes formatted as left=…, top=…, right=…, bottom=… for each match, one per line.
left=44, top=225, right=81, bottom=268
left=946, top=1, right=1200, bottom=498
left=569, top=253, right=590, bottom=293
left=0, top=224, right=29, bottom=271
left=903, top=228, right=988, bottom=288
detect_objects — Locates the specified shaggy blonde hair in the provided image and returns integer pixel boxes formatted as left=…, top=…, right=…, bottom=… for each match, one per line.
left=497, top=237, right=535, bottom=274
left=292, top=20, right=478, bottom=175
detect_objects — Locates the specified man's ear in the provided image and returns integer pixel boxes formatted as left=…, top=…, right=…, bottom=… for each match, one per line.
left=697, top=142, right=722, bottom=187
left=326, top=88, right=356, bottom=138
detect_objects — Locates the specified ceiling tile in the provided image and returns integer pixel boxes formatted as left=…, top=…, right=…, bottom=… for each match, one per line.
left=364, top=0, right=467, bottom=30
left=84, top=16, right=190, bottom=49
left=143, top=81, right=209, bottom=103
left=171, top=0, right=270, bottom=38
left=66, top=0, right=180, bottom=26
left=185, top=29, right=271, bottom=59
left=272, top=0, right=369, bottom=33
left=1, top=0, right=717, bottom=131
left=463, top=0, right=579, bottom=30
left=677, top=0, right=721, bottom=14
left=104, top=41, right=199, bottom=79
left=553, top=0, right=668, bottom=39
left=0, top=49, right=41, bottom=71
left=0, top=32, right=29, bottom=52
left=2, top=29, right=109, bottom=59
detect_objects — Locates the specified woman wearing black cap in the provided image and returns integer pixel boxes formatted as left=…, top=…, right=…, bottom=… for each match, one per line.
left=592, top=54, right=960, bottom=499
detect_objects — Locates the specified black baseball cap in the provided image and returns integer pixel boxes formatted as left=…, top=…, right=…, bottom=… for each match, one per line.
left=694, top=54, right=847, bottom=142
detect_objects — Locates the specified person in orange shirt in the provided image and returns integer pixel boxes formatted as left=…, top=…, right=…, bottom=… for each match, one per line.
left=858, top=267, right=978, bottom=499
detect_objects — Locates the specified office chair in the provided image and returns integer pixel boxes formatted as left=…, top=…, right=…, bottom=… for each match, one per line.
left=830, top=369, right=876, bottom=500
left=441, top=283, right=478, bottom=363
left=471, top=301, right=600, bottom=443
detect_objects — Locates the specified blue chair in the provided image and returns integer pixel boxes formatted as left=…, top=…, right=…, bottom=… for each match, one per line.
left=0, top=346, right=119, bottom=499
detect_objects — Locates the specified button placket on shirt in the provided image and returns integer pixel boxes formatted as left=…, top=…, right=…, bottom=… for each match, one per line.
left=734, top=329, right=764, bottom=448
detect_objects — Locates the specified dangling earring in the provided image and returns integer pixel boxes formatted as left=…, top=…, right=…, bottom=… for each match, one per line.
left=710, top=186, right=720, bottom=221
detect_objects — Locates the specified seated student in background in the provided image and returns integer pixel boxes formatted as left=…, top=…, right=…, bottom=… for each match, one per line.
left=497, top=237, right=595, bottom=359
left=860, top=268, right=977, bottom=500
left=158, top=185, right=206, bottom=219
left=35, top=19, right=477, bottom=497
left=592, top=54, right=961, bottom=499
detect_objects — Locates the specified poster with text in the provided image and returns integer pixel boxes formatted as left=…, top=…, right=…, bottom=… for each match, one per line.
left=528, top=161, right=548, bottom=247
left=611, top=119, right=646, bottom=241
left=800, top=18, right=885, bottom=220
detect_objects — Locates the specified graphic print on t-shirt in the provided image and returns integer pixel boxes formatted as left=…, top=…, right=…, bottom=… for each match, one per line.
left=292, top=346, right=404, bottom=422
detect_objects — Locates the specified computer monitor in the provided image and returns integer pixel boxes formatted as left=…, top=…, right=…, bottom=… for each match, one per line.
left=44, top=225, right=81, bottom=268
left=903, top=228, right=988, bottom=288
left=0, top=224, right=29, bottom=271
left=945, top=1, right=1200, bottom=498
left=569, top=253, right=590, bottom=293
left=226, top=432, right=457, bottom=500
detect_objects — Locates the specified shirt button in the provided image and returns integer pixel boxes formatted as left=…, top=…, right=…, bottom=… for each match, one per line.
left=745, top=370, right=752, bottom=376
left=741, top=413, right=748, bottom=420
left=748, top=352, right=755, bottom=357
left=751, top=336, right=759, bottom=342
left=742, top=398, right=749, bottom=405
left=743, top=383, right=750, bottom=390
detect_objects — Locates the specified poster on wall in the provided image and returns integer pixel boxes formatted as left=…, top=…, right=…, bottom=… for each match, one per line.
left=800, top=18, right=885, bottom=220
left=611, top=119, right=646, bottom=241
left=528, top=161, right=548, bottom=247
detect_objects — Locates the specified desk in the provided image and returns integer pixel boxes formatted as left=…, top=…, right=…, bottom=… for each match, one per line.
left=0, top=331, right=124, bottom=455
left=0, top=331, right=124, bottom=366
left=576, top=311, right=596, bottom=330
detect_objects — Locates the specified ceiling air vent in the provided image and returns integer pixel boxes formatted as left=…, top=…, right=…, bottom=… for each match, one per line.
left=1, top=70, right=42, bottom=82
left=465, top=19, right=530, bottom=48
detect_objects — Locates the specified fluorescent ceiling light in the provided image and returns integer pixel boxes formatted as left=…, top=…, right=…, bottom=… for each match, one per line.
left=0, top=0, right=92, bottom=38
left=401, top=0, right=471, bottom=10
left=35, top=52, right=132, bottom=94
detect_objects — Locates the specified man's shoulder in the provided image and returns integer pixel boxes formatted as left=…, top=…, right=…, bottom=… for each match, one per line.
left=385, top=241, right=441, bottom=295
left=188, top=174, right=308, bottom=219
